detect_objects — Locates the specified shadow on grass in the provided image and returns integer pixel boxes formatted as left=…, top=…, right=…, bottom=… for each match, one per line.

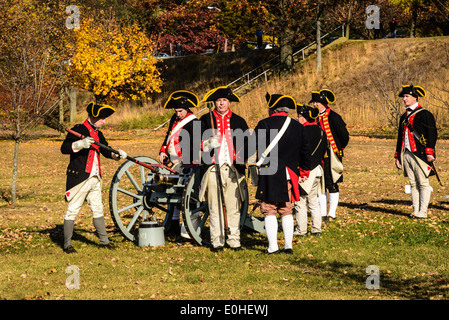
left=373, top=198, right=449, bottom=211
left=39, top=224, right=100, bottom=249
left=340, top=198, right=449, bottom=217
left=289, top=255, right=447, bottom=299
left=339, top=201, right=410, bottom=217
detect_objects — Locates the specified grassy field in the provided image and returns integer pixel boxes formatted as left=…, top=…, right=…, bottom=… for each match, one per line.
left=1, top=129, right=449, bottom=301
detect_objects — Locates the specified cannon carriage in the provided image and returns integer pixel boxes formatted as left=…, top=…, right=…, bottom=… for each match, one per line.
left=108, top=156, right=265, bottom=247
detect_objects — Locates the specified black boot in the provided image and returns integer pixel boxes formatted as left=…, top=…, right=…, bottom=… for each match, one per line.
left=166, top=219, right=181, bottom=235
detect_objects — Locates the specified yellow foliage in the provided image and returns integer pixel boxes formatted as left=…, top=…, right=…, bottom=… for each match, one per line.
left=69, top=18, right=163, bottom=103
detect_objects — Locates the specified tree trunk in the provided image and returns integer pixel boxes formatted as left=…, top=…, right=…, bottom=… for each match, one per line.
left=59, top=88, right=64, bottom=136
left=67, top=86, right=77, bottom=123
left=279, top=27, right=295, bottom=74
left=410, top=9, right=417, bottom=38
left=345, top=5, right=352, bottom=39
left=11, top=139, right=19, bottom=207
left=316, top=15, right=322, bottom=72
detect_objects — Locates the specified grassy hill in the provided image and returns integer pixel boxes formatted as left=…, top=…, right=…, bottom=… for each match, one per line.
left=103, top=36, right=449, bottom=137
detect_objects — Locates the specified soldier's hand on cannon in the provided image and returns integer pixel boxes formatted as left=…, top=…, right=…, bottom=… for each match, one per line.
left=72, top=137, right=95, bottom=152
left=112, top=149, right=127, bottom=160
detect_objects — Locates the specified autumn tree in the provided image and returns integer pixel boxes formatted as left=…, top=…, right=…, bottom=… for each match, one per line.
left=215, top=0, right=269, bottom=50
left=256, top=1, right=317, bottom=72
left=325, top=0, right=373, bottom=39
left=125, top=0, right=224, bottom=55
left=152, top=1, right=225, bottom=55
left=0, top=0, right=71, bottom=206
left=69, top=15, right=162, bottom=104
left=388, top=0, right=438, bottom=37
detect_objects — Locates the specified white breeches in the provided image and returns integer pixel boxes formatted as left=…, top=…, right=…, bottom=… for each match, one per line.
left=64, top=176, right=104, bottom=221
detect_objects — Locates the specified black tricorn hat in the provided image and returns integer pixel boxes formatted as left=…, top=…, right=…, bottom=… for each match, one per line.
left=398, top=85, right=426, bottom=98
left=309, top=89, right=336, bottom=105
left=163, top=90, right=199, bottom=109
left=203, top=86, right=240, bottom=102
left=86, top=102, right=116, bottom=118
left=265, top=92, right=296, bottom=109
left=297, top=103, right=320, bottom=120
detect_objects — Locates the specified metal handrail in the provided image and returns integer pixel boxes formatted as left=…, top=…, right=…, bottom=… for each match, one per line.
left=229, top=24, right=344, bottom=92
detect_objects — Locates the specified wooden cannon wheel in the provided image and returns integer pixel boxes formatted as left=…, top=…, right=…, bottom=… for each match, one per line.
left=109, top=156, right=173, bottom=242
left=109, top=157, right=262, bottom=245
left=181, top=167, right=251, bottom=247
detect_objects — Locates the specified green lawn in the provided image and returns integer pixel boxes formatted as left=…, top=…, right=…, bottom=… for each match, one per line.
left=1, top=133, right=449, bottom=301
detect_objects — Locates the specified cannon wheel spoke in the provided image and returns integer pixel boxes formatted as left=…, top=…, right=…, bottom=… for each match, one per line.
left=109, top=156, right=159, bottom=241
left=181, top=168, right=249, bottom=247
left=181, top=169, right=210, bottom=246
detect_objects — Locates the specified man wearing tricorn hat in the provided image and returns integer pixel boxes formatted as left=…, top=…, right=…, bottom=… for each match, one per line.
left=310, top=89, right=349, bottom=221
left=294, top=103, right=327, bottom=237
left=159, top=90, right=200, bottom=235
left=254, top=93, right=310, bottom=254
left=159, top=90, right=200, bottom=169
left=61, top=102, right=127, bottom=253
left=395, top=85, right=438, bottom=219
left=199, top=86, right=249, bottom=251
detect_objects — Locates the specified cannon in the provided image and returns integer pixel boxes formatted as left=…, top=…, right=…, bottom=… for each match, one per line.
left=108, top=156, right=265, bottom=247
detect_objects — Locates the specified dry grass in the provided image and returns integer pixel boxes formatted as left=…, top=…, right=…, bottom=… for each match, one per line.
left=102, top=37, right=449, bottom=135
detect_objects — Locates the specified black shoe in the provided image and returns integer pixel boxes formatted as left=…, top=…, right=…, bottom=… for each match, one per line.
left=283, top=248, right=293, bottom=254
left=410, top=214, right=426, bottom=219
left=311, top=232, right=322, bottom=236
left=266, top=249, right=280, bottom=254
left=99, top=242, right=115, bottom=249
left=230, top=246, right=244, bottom=252
left=166, top=220, right=181, bottom=235
left=211, top=246, right=224, bottom=252
left=63, top=245, right=77, bottom=254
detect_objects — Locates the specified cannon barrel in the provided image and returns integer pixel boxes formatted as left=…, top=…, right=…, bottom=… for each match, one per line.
left=154, top=174, right=180, bottom=185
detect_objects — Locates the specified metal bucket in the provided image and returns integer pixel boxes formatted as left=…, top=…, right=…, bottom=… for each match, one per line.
left=138, top=221, right=165, bottom=247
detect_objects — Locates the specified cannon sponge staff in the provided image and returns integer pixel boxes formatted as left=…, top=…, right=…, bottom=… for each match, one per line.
left=60, top=102, right=127, bottom=253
